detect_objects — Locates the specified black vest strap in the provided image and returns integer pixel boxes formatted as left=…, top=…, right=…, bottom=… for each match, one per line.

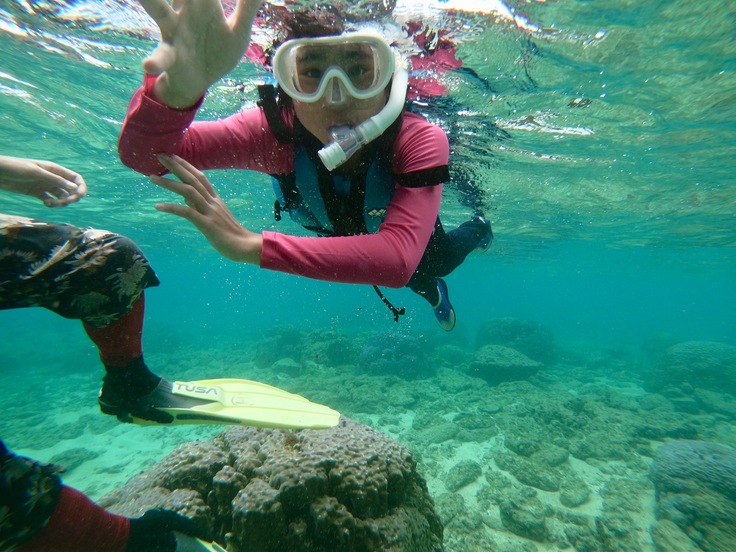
left=257, top=84, right=292, bottom=143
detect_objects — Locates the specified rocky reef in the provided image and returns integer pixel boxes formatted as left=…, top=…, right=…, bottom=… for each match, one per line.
left=100, top=418, right=442, bottom=552
left=650, top=440, right=736, bottom=551
left=359, top=331, right=436, bottom=379
left=468, top=344, right=542, bottom=385
left=476, top=318, right=557, bottom=365
left=644, top=340, right=736, bottom=394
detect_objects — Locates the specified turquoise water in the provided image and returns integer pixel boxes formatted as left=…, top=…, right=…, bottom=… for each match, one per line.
left=1, top=1, right=735, bottom=551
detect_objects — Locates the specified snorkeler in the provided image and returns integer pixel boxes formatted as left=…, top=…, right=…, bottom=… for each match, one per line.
left=0, top=154, right=339, bottom=428
left=119, top=0, right=493, bottom=331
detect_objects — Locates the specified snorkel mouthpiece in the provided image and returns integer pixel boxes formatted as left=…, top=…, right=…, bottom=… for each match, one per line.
left=318, top=53, right=409, bottom=171
left=323, top=125, right=363, bottom=165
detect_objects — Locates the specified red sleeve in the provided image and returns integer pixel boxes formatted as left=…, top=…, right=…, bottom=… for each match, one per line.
left=261, top=183, right=442, bottom=287
left=18, top=486, right=129, bottom=552
left=118, top=74, right=292, bottom=176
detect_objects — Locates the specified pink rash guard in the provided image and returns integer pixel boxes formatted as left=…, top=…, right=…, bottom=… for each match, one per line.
left=119, top=75, right=449, bottom=288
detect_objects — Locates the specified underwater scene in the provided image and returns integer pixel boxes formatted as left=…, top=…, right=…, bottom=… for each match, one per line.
left=1, top=0, right=735, bottom=551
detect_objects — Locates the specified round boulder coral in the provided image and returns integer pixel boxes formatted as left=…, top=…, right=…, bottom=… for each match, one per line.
left=469, top=344, right=542, bottom=385
left=359, top=331, right=435, bottom=379
left=645, top=340, right=736, bottom=393
left=476, top=318, right=556, bottom=364
left=100, top=418, right=442, bottom=552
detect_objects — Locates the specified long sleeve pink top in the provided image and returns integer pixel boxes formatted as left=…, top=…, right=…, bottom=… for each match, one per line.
left=119, top=75, right=449, bottom=288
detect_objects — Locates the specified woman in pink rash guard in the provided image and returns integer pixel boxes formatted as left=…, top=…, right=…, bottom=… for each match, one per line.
left=120, top=0, right=492, bottom=331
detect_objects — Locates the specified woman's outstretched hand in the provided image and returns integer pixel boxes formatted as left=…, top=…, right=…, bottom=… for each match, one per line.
left=0, top=155, right=87, bottom=207
left=151, top=154, right=262, bottom=264
left=138, top=0, right=263, bottom=108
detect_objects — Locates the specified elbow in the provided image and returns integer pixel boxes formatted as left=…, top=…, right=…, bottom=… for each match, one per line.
left=118, top=143, right=164, bottom=176
left=118, top=140, right=143, bottom=172
left=375, top=255, right=417, bottom=288
left=118, top=149, right=137, bottom=172
left=393, top=259, right=416, bottom=288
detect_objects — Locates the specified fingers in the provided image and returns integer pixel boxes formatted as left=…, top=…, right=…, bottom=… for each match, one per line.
left=35, top=164, right=88, bottom=207
left=154, top=201, right=193, bottom=219
left=231, top=0, right=263, bottom=34
left=73, top=173, right=88, bottom=198
left=157, top=154, right=217, bottom=198
left=150, top=174, right=203, bottom=209
left=42, top=189, right=85, bottom=208
left=138, top=0, right=178, bottom=35
left=142, top=43, right=175, bottom=75
left=151, top=156, right=227, bottom=236
left=38, top=160, right=86, bottom=188
left=150, top=168, right=214, bottom=217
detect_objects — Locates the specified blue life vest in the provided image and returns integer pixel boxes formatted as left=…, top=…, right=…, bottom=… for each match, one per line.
left=271, top=147, right=395, bottom=236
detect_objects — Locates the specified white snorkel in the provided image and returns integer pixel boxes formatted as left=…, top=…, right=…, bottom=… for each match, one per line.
left=318, top=50, right=409, bottom=171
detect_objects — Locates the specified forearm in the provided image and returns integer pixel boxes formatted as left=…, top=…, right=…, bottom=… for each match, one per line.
left=260, top=185, right=442, bottom=287
left=0, top=154, right=17, bottom=185
left=119, top=76, right=290, bottom=177
left=262, top=231, right=418, bottom=287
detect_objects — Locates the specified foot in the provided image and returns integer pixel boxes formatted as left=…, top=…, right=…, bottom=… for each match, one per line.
left=473, top=215, right=493, bottom=253
left=98, top=379, right=212, bottom=424
left=432, top=278, right=456, bottom=331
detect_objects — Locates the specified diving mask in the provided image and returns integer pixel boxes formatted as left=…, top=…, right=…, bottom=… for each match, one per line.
left=273, top=32, right=396, bottom=103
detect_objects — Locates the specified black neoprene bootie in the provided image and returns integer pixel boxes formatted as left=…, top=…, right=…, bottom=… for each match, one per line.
left=98, top=356, right=172, bottom=423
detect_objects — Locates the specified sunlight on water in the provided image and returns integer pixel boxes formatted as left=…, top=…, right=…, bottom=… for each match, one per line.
left=1, top=0, right=733, bottom=250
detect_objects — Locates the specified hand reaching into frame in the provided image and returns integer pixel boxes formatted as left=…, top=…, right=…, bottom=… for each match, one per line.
left=138, top=0, right=263, bottom=108
left=0, top=155, right=88, bottom=207
left=151, top=154, right=263, bottom=264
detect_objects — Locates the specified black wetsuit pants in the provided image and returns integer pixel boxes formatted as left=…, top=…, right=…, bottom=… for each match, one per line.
left=407, top=216, right=488, bottom=305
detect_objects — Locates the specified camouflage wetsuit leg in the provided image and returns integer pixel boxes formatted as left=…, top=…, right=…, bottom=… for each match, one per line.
left=0, top=440, right=62, bottom=551
left=0, top=214, right=159, bottom=327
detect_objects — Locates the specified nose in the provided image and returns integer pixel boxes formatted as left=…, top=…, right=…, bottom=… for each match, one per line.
left=324, top=77, right=348, bottom=106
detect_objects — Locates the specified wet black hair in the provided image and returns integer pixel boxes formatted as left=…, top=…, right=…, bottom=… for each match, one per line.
left=262, top=7, right=345, bottom=72
left=282, top=7, right=346, bottom=40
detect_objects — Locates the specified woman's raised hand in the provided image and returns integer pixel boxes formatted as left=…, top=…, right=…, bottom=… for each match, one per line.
left=138, top=0, right=263, bottom=108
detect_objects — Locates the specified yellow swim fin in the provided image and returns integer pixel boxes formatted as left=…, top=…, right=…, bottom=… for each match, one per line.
left=130, top=378, right=340, bottom=429
left=174, top=533, right=227, bottom=551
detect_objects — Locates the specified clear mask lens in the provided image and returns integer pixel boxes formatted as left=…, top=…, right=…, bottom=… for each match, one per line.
left=274, top=33, right=395, bottom=102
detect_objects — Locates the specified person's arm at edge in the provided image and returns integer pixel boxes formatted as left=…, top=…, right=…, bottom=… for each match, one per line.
left=0, top=155, right=87, bottom=207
